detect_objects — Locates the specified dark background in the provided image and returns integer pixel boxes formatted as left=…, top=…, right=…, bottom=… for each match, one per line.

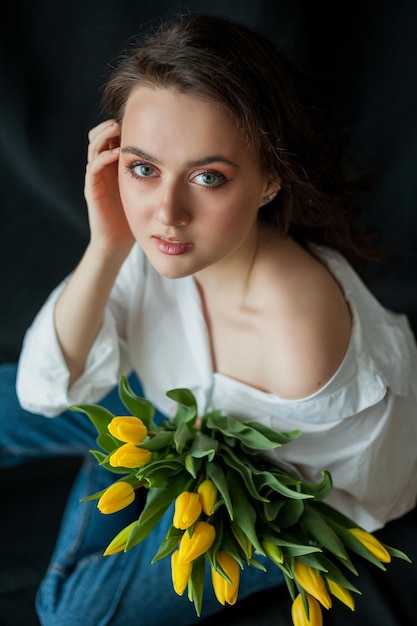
left=1, top=0, right=416, bottom=363
left=0, top=1, right=416, bottom=625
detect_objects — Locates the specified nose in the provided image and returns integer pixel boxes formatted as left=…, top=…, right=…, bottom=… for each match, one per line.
left=155, top=182, right=190, bottom=227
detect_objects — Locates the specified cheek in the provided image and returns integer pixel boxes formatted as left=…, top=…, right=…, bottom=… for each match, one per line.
left=118, top=175, right=146, bottom=227
left=209, top=197, right=260, bottom=234
left=117, top=189, right=144, bottom=236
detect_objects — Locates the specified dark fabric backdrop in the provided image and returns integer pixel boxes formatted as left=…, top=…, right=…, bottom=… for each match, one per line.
left=0, top=0, right=416, bottom=364
left=0, top=2, right=416, bottom=625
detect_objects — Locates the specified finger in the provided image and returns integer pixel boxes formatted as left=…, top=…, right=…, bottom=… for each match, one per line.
left=87, top=121, right=120, bottom=163
left=87, top=121, right=119, bottom=162
left=85, top=146, right=120, bottom=178
left=88, top=119, right=117, bottom=143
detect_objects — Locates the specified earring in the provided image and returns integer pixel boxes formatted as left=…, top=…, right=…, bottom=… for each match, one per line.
left=262, top=191, right=277, bottom=204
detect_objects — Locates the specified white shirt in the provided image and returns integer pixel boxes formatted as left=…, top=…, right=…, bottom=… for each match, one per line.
left=16, top=244, right=417, bottom=531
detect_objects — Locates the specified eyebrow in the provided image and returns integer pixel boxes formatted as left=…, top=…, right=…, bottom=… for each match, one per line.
left=121, top=146, right=239, bottom=169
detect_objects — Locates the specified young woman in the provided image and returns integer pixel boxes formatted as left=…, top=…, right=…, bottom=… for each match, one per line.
left=4, top=13, right=417, bottom=625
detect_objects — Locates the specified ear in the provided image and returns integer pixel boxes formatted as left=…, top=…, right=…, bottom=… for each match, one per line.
left=260, top=179, right=281, bottom=206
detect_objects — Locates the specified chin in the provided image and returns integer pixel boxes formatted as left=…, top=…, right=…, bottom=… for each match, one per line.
left=159, top=268, right=192, bottom=280
left=147, top=256, right=195, bottom=280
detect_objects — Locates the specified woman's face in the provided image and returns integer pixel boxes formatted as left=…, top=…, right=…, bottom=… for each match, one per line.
left=118, top=86, right=277, bottom=279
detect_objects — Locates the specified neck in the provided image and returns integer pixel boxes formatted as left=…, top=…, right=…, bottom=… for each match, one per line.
left=193, top=223, right=278, bottom=305
left=195, top=239, right=257, bottom=302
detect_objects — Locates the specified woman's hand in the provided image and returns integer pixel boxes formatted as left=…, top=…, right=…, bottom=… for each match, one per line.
left=53, top=120, right=136, bottom=384
left=84, top=120, right=135, bottom=256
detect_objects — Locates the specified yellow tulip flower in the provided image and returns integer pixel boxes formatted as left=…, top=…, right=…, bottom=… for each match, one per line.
left=327, top=579, right=355, bottom=611
left=173, top=492, right=203, bottom=530
left=197, top=479, right=217, bottom=515
left=291, top=593, right=323, bottom=626
left=348, top=527, right=391, bottom=563
left=109, top=442, right=152, bottom=468
left=293, top=562, right=332, bottom=609
left=171, top=549, right=193, bottom=595
left=178, top=521, right=216, bottom=564
left=211, top=551, right=240, bottom=606
left=97, top=481, right=135, bottom=514
left=108, top=416, right=147, bottom=444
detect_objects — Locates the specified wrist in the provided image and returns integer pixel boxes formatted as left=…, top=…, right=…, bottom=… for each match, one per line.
left=86, top=238, right=134, bottom=269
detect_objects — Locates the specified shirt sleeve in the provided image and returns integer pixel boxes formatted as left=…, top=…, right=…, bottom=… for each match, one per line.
left=16, top=245, right=145, bottom=417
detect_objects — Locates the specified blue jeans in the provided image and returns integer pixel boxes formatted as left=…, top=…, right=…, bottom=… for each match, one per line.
left=0, top=364, right=284, bottom=625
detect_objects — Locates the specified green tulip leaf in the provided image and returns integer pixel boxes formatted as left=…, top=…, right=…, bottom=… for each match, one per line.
left=283, top=572, right=296, bottom=600
left=140, top=470, right=178, bottom=489
left=205, top=517, right=223, bottom=569
left=218, top=446, right=269, bottom=502
left=69, top=404, right=116, bottom=452
left=151, top=526, right=183, bottom=563
left=295, top=553, right=329, bottom=573
left=125, top=512, right=165, bottom=552
left=206, top=414, right=285, bottom=450
left=243, top=420, right=302, bottom=445
left=296, top=471, right=333, bottom=500
left=320, top=556, right=361, bottom=592
left=166, top=387, right=197, bottom=409
left=80, top=488, right=107, bottom=502
left=265, top=537, right=321, bottom=558
left=188, top=555, right=206, bottom=617
left=174, top=421, right=193, bottom=453
left=185, top=453, right=202, bottom=478
left=166, top=388, right=198, bottom=427
left=282, top=545, right=322, bottom=558
left=273, top=499, right=305, bottom=528
left=137, top=456, right=186, bottom=479
left=189, top=432, right=218, bottom=461
left=247, top=555, right=267, bottom=572
left=139, top=431, right=175, bottom=450
left=218, top=523, right=246, bottom=569
left=269, top=467, right=300, bottom=484
left=230, top=521, right=253, bottom=562
left=137, top=463, right=186, bottom=488
left=206, top=461, right=234, bottom=520
left=276, top=559, right=296, bottom=579
left=313, top=501, right=360, bottom=528
left=118, top=376, right=156, bottom=430
left=227, top=469, right=264, bottom=555
left=385, top=546, right=412, bottom=563
left=263, top=499, right=285, bottom=522
left=253, top=469, right=311, bottom=501
left=301, top=505, right=349, bottom=561
left=88, top=449, right=107, bottom=464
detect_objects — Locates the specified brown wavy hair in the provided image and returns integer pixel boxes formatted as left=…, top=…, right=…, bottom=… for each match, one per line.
left=103, top=13, right=376, bottom=268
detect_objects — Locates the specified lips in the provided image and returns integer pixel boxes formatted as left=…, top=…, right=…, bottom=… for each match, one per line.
left=152, top=235, right=194, bottom=256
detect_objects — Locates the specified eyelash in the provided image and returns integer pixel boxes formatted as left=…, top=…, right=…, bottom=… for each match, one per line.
left=125, top=162, right=157, bottom=179
left=124, top=162, right=227, bottom=188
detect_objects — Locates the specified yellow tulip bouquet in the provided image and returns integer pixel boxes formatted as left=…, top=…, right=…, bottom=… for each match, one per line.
left=73, top=376, right=410, bottom=626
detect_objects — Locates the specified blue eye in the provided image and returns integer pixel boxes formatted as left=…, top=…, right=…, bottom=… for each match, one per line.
left=128, top=163, right=158, bottom=178
left=135, top=163, right=157, bottom=177
left=191, top=171, right=226, bottom=187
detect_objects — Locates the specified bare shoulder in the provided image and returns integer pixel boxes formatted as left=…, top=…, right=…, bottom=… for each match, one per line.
left=259, top=239, right=352, bottom=400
